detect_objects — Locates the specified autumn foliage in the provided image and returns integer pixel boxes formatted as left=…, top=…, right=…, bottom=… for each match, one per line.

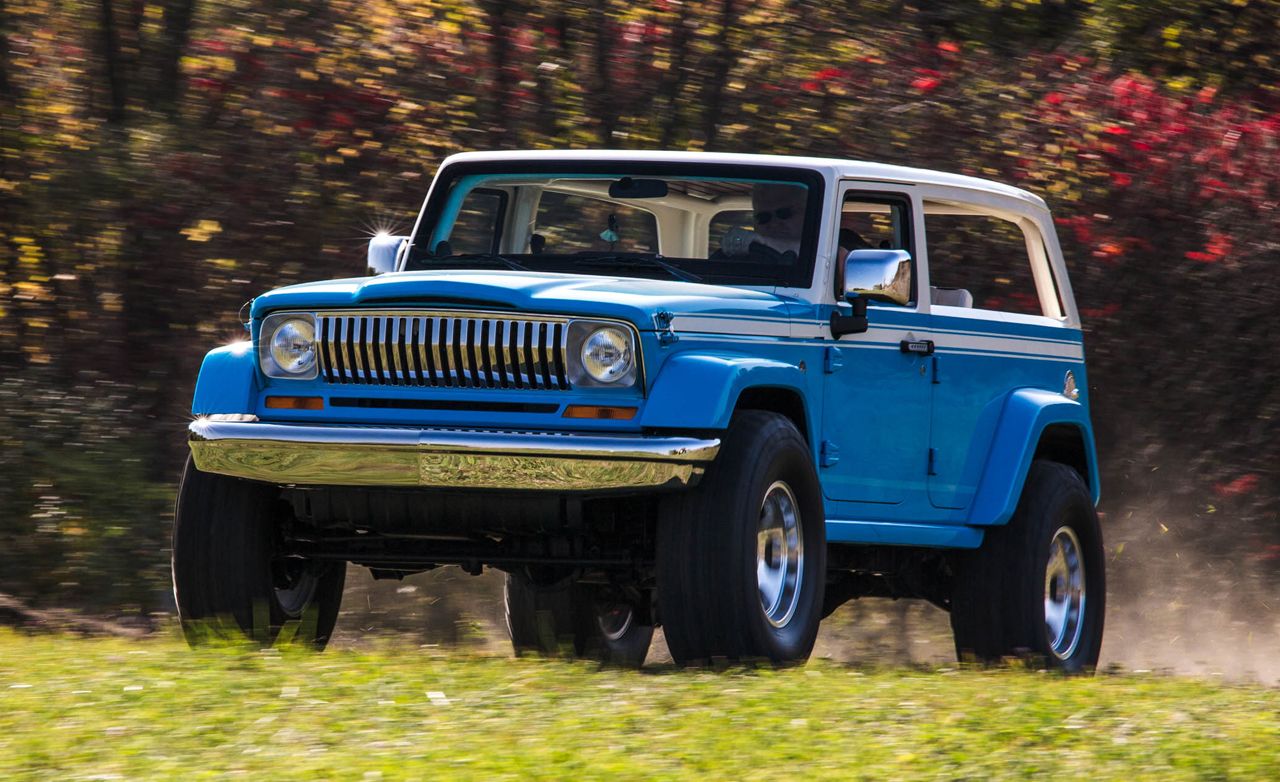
left=0, top=0, right=1275, bottom=612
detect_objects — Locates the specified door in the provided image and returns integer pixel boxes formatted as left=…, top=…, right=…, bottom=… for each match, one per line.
left=820, top=188, right=932, bottom=509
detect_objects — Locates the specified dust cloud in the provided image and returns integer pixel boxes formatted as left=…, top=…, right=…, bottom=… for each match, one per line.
left=332, top=489, right=1280, bottom=682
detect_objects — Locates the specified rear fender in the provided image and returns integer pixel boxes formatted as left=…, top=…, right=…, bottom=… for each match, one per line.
left=967, top=388, right=1099, bottom=526
left=192, top=342, right=260, bottom=415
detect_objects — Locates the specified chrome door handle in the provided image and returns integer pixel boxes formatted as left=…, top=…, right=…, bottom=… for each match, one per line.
left=900, top=339, right=935, bottom=356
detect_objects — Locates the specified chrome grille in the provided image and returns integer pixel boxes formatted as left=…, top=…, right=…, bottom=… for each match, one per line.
left=316, top=311, right=569, bottom=389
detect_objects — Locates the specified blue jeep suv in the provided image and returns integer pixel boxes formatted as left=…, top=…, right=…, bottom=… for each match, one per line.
left=174, top=150, right=1104, bottom=670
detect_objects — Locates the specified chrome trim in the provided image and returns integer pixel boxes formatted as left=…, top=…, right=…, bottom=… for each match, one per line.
left=295, top=309, right=637, bottom=391
left=1045, top=525, right=1086, bottom=660
left=188, top=420, right=720, bottom=491
left=390, top=317, right=404, bottom=382
left=843, top=248, right=913, bottom=306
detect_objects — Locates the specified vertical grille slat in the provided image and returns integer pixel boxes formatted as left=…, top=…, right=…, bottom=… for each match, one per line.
left=458, top=318, right=473, bottom=387
left=307, top=311, right=588, bottom=391
left=388, top=317, right=403, bottom=385
left=442, top=317, right=456, bottom=387
left=551, top=322, right=565, bottom=389
left=485, top=319, right=498, bottom=387
left=523, top=321, right=539, bottom=389
left=348, top=316, right=365, bottom=382
left=513, top=321, right=528, bottom=388
left=498, top=320, right=514, bottom=387
left=326, top=317, right=343, bottom=383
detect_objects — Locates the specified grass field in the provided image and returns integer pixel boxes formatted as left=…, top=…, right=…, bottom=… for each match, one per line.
left=2, top=630, right=1278, bottom=780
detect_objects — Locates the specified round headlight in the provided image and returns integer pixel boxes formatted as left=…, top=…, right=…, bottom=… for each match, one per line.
left=580, top=326, right=633, bottom=383
left=269, top=318, right=316, bottom=375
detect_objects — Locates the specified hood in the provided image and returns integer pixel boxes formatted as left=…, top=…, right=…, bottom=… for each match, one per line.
left=250, top=270, right=791, bottom=330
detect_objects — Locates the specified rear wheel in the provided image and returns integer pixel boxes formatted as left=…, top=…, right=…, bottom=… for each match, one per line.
left=656, top=411, right=826, bottom=666
left=504, top=573, right=653, bottom=667
left=172, top=456, right=345, bottom=648
left=950, top=460, right=1105, bottom=672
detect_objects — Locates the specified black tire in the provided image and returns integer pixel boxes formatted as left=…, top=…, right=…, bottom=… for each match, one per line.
left=656, top=410, right=826, bottom=666
left=172, top=456, right=345, bottom=649
left=504, top=573, right=653, bottom=667
left=951, top=460, right=1105, bottom=672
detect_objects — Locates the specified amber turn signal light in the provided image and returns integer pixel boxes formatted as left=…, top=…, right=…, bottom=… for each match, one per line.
left=264, top=396, right=325, bottom=410
left=562, top=405, right=638, bottom=420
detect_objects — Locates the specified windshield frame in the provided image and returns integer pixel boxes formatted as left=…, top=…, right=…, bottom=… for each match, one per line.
left=405, top=160, right=826, bottom=288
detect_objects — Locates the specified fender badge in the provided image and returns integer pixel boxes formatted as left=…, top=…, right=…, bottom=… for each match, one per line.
left=1063, top=370, right=1080, bottom=400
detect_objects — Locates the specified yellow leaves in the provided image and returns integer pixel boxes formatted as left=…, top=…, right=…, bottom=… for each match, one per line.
left=298, top=69, right=319, bottom=81
left=208, top=259, right=238, bottom=270
left=181, top=220, right=222, bottom=242
left=14, top=236, right=44, bottom=266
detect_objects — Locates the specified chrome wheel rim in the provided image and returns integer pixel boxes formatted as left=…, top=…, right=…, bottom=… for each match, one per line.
left=273, top=558, right=319, bottom=618
left=597, top=604, right=634, bottom=642
left=757, top=480, right=804, bottom=628
left=1044, top=525, right=1086, bottom=660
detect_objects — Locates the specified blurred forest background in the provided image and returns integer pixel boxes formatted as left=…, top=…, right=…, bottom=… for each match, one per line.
left=0, top=0, right=1276, bottom=651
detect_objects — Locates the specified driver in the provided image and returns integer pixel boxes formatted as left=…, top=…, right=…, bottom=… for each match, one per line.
left=749, top=183, right=807, bottom=258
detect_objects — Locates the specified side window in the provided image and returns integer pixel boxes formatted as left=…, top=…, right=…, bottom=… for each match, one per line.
left=534, top=191, right=659, bottom=253
left=923, top=205, right=1044, bottom=314
left=839, top=192, right=914, bottom=304
left=448, top=188, right=506, bottom=254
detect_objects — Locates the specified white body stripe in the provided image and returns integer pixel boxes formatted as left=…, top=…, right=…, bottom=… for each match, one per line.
left=673, top=316, right=1084, bottom=361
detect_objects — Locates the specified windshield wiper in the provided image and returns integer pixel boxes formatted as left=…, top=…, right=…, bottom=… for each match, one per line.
left=435, top=252, right=531, bottom=272
left=570, top=254, right=702, bottom=283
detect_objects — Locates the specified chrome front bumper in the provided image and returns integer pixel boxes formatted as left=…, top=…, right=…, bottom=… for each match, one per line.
left=188, top=420, right=720, bottom=491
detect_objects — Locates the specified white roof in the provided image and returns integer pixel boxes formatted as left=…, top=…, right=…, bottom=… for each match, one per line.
left=440, top=149, right=1047, bottom=211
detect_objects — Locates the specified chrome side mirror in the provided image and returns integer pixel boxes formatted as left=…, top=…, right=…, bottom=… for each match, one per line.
left=366, top=234, right=408, bottom=276
left=842, top=248, right=913, bottom=306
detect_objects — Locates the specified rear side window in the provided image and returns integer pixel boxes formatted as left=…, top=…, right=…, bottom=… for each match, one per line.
left=923, top=205, right=1044, bottom=315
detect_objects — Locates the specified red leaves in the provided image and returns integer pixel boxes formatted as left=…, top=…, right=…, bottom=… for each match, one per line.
left=1214, top=473, right=1259, bottom=498
left=1185, top=232, right=1233, bottom=263
left=1079, top=302, right=1120, bottom=318
left=911, top=74, right=941, bottom=93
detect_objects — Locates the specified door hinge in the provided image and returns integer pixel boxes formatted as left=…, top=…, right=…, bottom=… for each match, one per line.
left=820, top=440, right=840, bottom=468
left=931, top=355, right=940, bottom=384
left=824, top=346, right=843, bottom=374
left=927, top=447, right=938, bottom=476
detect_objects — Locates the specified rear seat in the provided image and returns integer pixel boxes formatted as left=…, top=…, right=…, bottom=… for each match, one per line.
left=930, top=286, right=973, bottom=308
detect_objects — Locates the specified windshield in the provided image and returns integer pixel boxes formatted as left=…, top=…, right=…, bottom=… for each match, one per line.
left=404, top=161, right=825, bottom=287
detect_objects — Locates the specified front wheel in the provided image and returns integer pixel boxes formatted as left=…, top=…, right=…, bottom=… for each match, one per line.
left=656, top=411, right=827, bottom=666
left=950, top=460, right=1105, bottom=672
left=171, top=456, right=345, bottom=648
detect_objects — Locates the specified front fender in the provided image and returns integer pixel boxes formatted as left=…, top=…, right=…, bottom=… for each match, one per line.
left=638, top=352, right=810, bottom=432
left=192, top=342, right=261, bottom=415
left=967, top=388, right=1100, bottom=526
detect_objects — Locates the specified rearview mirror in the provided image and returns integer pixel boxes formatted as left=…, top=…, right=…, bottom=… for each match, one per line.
left=608, top=177, right=669, bottom=199
left=842, top=248, right=912, bottom=306
left=367, top=234, right=408, bottom=276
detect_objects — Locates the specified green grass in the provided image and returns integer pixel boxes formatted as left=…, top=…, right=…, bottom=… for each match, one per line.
left=2, top=630, right=1279, bottom=780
